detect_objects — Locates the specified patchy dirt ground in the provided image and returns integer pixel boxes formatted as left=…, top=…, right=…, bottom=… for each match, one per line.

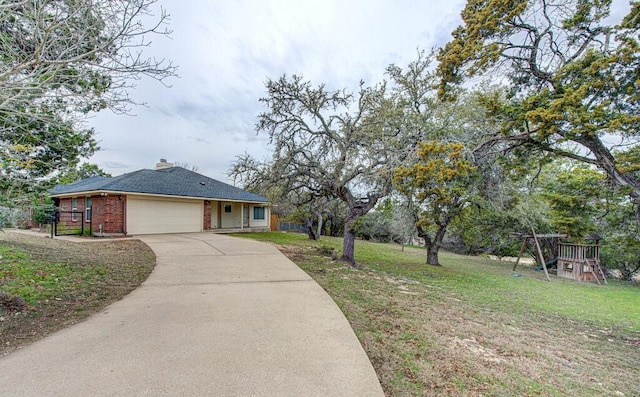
left=0, top=231, right=155, bottom=356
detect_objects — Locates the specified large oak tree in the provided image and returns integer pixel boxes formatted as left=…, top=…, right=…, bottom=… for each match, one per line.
left=386, top=53, right=491, bottom=266
left=249, top=75, right=397, bottom=264
left=394, top=140, right=478, bottom=265
left=437, top=0, right=640, bottom=220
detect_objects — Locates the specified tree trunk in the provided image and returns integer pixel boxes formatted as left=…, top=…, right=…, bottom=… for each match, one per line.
left=341, top=206, right=370, bottom=265
left=320, top=215, right=328, bottom=236
left=316, top=212, right=323, bottom=240
left=429, top=219, right=449, bottom=266
left=426, top=244, right=441, bottom=266
left=305, top=217, right=317, bottom=240
left=342, top=228, right=356, bottom=265
left=416, top=225, right=437, bottom=266
left=336, top=187, right=383, bottom=265
left=417, top=219, right=449, bottom=266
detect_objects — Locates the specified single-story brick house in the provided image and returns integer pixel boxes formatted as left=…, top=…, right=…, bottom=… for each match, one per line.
left=48, top=160, right=270, bottom=236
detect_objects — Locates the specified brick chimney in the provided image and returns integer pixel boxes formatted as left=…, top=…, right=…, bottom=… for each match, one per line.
left=156, top=158, right=174, bottom=170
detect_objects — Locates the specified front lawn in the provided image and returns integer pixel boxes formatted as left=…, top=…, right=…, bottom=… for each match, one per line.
left=0, top=231, right=155, bottom=356
left=237, top=232, right=640, bottom=397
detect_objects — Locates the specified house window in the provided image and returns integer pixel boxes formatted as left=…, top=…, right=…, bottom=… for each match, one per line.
left=224, top=204, right=232, bottom=213
left=71, top=197, right=78, bottom=221
left=253, top=206, right=265, bottom=220
left=85, top=197, right=92, bottom=222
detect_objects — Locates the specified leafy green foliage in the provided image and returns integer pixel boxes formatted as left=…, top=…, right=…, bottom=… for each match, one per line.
left=55, top=163, right=111, bottom=185
left=437, top=0, right=640, bottom=219
left=395, top=141, right=476, bottom=222
left=534, top=161, right=640, bottom=277
left=539, top=165, right=607, bottom=237
left=0, top=114, right=97, bottom=206
left=0, top=1, right=175, bottom=206
left=394, top=141, right=478, bottom=265
left=353, top=199, right=397, bottom=243
left=451, top=193, right=552, bottom=257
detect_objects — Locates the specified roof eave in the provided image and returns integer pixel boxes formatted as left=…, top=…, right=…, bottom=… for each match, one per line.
left=126, top=192, right=269, bottom=203
left=49, top=189, right=117, bottom=198
left=51, top=190, right=269, bottom=204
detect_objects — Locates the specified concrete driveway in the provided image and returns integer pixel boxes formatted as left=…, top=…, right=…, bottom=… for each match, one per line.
left=0, top=233, right=383, bottom=396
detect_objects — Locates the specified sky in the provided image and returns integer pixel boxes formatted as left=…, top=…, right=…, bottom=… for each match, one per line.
left=87, top=0, right=467, bottom=182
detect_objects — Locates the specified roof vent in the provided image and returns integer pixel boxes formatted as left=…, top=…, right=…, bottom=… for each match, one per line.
left=199, top=181, right=206, bottom=185
left=156, top=158, right=174, bottom=170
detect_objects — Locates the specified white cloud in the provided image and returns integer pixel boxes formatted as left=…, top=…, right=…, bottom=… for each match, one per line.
left=88, top=0, right=466, bottom=182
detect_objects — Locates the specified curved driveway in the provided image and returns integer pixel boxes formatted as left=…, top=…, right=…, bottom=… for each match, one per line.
left=0, top=233, right=383, bottom=396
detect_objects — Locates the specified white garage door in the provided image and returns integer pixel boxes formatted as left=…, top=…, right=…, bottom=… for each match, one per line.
left=127, top=197, right=203, bottom=234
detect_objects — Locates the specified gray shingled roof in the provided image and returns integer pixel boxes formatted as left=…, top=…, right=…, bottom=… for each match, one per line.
left=49, top=167, right=269, bottom=203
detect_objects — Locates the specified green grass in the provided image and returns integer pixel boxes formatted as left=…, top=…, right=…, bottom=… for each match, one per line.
left=237, top=232, right=640, bottom=396
left=241, top=232, right=640, bottom=331
left=0, top=246, right=108, bottom=305
left=0, top=232, right=156, bottom=355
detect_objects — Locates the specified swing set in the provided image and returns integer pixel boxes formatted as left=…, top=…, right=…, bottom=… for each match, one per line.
left=512, top=228, right=607, bottom=284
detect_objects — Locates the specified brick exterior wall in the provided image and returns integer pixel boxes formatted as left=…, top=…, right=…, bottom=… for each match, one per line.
left=203, top=200, right=211, bottom=230
left=91, top=195, right=126, bottom=234
left=56, top=197, right=86, bottom=229
left=56, top=195, right=125, bottom=235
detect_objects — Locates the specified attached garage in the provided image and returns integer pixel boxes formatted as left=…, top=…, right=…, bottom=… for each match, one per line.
left=127, top=196, right=203, bottom=235
left=49, top=164, right=270, bottom=236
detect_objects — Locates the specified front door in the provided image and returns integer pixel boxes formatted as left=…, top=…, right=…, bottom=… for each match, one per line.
left=243, top=205, right=250, bottom=228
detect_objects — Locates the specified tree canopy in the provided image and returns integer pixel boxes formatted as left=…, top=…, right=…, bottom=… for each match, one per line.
left=234, top=74, right=397, bottom=264
left=227, top=1, right=640, bottom=274
left=0, top=0, right=176, bottom=205
left=385, top=53, right=494, bottom=266
left=437, top=0, right=640, bottom=220
left=394, top=141, right=478, bottom=265
left=55, top=162, right=110, bottom=185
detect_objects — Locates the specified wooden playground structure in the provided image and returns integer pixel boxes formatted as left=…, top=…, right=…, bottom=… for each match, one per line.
left=512, top=229, right=607, bottom=284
